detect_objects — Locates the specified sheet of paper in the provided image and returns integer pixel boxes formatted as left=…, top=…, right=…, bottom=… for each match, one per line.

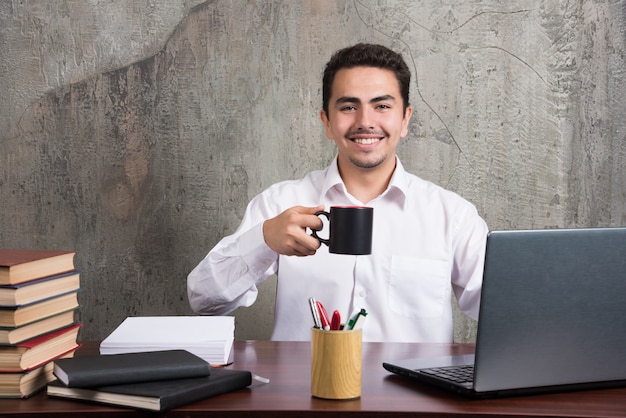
left=99, top=316, right=234, bottom=364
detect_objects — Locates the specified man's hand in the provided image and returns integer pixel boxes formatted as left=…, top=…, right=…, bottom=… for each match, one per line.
left=263, top=205, right=324, bottom=256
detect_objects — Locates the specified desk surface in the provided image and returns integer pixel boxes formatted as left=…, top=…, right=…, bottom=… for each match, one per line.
left=2, top=340, right=625, bottom=417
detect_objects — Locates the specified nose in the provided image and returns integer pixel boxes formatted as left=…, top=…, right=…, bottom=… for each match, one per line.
left=355, top=107, right=375, bottom=130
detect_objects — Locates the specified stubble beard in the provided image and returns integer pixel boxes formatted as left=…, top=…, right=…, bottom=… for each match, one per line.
left=349, top=153, right=388, bottom=170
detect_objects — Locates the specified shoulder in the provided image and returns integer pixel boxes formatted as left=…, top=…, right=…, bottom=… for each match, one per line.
left=402, top=171, right=479, bottom=213
left=248, top=167, right=328, bottom=210
left=262, top=167, right=327, bottom=195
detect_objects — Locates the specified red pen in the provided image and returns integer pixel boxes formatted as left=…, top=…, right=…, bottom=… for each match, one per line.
left=316, top=301, right=331, bottom=331
left=330, top=310, right=341, bottom=331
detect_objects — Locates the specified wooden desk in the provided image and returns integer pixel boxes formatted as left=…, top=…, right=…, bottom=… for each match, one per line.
left=1, top=340, right=625, bottom=417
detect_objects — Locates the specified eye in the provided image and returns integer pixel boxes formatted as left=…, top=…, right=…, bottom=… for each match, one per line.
left=340, top=105, right=357, bottom=112
left=376, top=103, right=391, bottom=110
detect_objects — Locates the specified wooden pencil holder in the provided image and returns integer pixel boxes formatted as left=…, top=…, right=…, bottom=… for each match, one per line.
left=310, top=327, right=362, bottom=400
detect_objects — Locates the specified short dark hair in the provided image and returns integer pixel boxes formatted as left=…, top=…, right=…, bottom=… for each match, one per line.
left=322, top=43, right=411, bottom=116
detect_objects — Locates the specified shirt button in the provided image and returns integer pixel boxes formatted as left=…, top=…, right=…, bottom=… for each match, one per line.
left=359, top=290, right=366, bottom=297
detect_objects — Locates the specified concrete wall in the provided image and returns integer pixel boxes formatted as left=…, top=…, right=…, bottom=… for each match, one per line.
left=1, top=0, right=624, bottom=342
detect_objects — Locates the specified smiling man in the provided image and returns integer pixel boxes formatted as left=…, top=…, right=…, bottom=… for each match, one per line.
left=321, top=64, right=412, bottom=204
left=187, top=43, right=489, bottom=342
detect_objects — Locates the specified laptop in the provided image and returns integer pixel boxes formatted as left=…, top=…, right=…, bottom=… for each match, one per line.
left=383, top=227, right=626, bottom=398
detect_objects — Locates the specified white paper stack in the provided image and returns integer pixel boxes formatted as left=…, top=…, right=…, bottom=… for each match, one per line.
left=99, top=316, right=235, bottom=365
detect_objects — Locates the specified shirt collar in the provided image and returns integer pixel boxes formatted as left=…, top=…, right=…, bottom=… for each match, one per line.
left=320, top=157, right=344, bottom=198
left=321, top=156, right=409, bottom=208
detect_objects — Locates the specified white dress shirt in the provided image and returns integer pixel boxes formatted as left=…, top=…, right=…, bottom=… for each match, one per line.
left=187, top=157, right=488, bottom=342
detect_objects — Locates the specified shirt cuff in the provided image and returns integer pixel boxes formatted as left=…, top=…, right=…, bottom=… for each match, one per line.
left=239, top=222, right=278, bottom=275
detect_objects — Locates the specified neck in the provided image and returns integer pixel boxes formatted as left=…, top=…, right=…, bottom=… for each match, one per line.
left=338, top=157, right=397, bottom=204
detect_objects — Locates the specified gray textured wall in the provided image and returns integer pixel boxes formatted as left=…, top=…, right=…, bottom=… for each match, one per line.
left=1, top=0, right=625, bottom=342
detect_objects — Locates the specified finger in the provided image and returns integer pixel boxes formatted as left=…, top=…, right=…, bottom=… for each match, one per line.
left=294, top=241, right=319, bottom=257
left=292, top=204, right=324, bottom=213
left=289, top=232, right=322, bottom=256
left=293, top=206, right=325, bottom=230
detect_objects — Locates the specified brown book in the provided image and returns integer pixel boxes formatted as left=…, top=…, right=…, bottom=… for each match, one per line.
left=0, top=249, right=75, bottom=286
left=0, top=271, right=80, bottom=306
left=0, top=349, right=77, bottom=398
left=0, top=310, right=76, bottom=345
left=0, top=291, right=79, bottom=327
left=0, top=323, right=81, bottom=372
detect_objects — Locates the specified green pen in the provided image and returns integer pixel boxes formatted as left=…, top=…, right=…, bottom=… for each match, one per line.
left=345, top=308, right=367, bottom=330
left=350, top=310, right=368, bottom=330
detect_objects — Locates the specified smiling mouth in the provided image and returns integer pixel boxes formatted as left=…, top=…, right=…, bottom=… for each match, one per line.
left=348, top=131, right=384, bottom=145
left=352, top=137, right=382, bottom=145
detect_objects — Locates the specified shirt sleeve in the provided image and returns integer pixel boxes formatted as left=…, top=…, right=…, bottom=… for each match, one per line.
left=186, top=209, right=279, bottom=316
left=450, top=203, right=489, bottom=320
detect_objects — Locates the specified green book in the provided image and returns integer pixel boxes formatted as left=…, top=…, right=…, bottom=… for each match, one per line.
left=47, top=368, right=253, bottom=412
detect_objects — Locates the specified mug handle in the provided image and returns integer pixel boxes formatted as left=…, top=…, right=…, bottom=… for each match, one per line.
left=311, top=211, right=330, bottom=246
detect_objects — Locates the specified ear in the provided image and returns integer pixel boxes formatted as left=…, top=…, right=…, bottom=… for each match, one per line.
left=401, top=105, right=413, bottom=138
left=320, top=109, right=334, bottom=140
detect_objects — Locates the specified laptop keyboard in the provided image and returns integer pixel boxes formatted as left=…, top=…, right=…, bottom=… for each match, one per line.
left=420, top=365, right=474, bottom=383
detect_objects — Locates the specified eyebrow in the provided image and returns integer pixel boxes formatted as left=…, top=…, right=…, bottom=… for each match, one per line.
left=334, top=95, right=397, bottom=107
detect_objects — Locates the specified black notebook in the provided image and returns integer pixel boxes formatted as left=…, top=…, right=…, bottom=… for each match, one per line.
left=53, top=349, right=212, bottom=388
left=47, top=367, right=253, bottom=411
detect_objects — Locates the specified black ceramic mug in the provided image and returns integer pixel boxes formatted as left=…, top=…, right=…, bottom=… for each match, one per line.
left=311, top=206, right=373, bottom=255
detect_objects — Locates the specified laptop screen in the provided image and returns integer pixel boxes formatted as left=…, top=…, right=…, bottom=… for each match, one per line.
left=473, top=227, right=626, bottom=392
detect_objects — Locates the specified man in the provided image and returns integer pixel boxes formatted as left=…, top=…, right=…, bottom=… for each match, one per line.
left=188, top=43, right=488, bottom=342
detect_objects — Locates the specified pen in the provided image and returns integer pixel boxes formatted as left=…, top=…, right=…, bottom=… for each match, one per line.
left=350, top=309, right=368, bottom=330
left=309, top=297, right=322, bottom=328
left=316, top=301, right=331, bottom=331
left=330, top=310, right=341, bottom=331
left=345, top=308, right=367, bottom=330
left=345, top=309, right=360, bottom=330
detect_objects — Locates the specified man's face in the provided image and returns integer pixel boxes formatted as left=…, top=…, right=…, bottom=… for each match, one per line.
left=321, top=66, right=412, bottom=175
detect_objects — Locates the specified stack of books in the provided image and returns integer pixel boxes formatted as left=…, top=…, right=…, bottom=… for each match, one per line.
left=0, top=249, right=82, bottom=398
left=100, top=316, right=235, bottom=366
left=47, top=350, right=252, bottom=412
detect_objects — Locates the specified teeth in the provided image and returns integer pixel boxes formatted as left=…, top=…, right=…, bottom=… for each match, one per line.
left=353, top=138, right=380, bottom=145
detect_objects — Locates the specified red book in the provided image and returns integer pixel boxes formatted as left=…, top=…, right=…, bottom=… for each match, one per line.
left=0, top=323, right=81, bottom=372
left=0, top=249, right=75, bottom=286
